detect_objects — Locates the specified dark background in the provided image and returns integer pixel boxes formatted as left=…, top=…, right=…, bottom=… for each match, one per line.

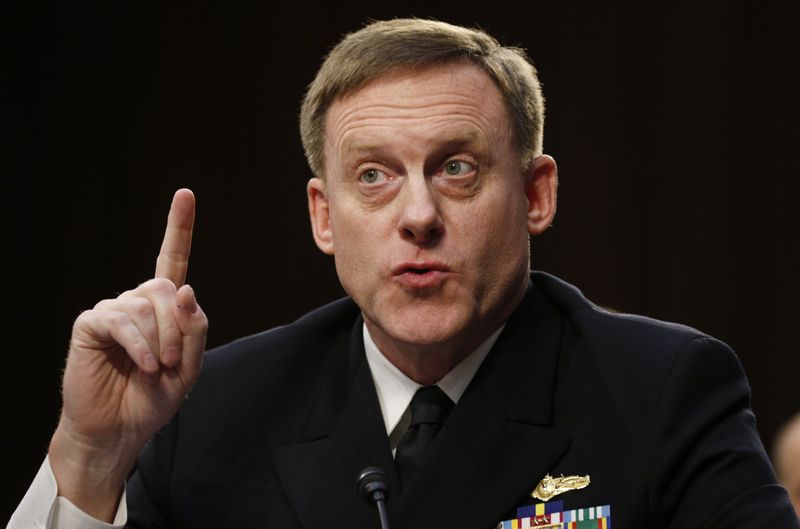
left=5, top=0, right=799, bottom=520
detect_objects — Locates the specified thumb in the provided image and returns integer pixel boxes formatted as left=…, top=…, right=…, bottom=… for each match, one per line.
left=174, top=284, right=207, bottom=382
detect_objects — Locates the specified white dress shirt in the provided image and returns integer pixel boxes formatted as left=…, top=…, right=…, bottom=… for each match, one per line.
left=7, top=323, right=503, bottom=529
left=364, top=322, right=503, bottom=453
left=7, top=456, right=127, bottom=529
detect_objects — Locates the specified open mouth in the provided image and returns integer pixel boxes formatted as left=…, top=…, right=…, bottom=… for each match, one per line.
left=392, top=263, right=449, bottom=287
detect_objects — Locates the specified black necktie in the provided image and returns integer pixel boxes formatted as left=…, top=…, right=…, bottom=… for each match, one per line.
left=395, top=385, right=454, bottom=486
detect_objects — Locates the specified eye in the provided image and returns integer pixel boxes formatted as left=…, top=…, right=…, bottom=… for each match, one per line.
left=443, top=160, right=474, bottom=176
left=360, top=168, right=387, bottom=184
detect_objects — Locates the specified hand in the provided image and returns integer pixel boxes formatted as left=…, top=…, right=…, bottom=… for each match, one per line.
left=48, top=189, right=208, bottom=521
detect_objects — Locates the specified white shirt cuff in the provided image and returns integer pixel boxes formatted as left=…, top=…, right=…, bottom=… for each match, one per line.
left=7, top=456, right=127, bottom=529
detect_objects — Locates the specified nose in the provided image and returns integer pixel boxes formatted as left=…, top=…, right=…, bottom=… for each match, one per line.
left=397, top=175, right=443, bottom=245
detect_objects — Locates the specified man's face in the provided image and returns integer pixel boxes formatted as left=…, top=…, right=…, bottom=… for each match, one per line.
left=307, top=62, right=556, bottom=378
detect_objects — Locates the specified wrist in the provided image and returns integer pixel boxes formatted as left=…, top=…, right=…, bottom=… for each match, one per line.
left=48, top=425, right=135, bottom=522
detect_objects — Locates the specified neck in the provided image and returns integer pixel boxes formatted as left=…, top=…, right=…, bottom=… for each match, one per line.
left=364, top=293, right=525, bottom=385
left=369, top=336, right=474, bottom=385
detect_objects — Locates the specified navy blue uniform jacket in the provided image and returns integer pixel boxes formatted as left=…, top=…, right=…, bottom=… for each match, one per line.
left=127, top=272, right=799, bottom=528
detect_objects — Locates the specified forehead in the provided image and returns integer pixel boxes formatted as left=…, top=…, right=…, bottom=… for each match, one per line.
left=323, top=62, right=512, bottom=162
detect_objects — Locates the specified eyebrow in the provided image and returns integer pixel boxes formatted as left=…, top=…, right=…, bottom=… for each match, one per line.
left=340, top=130, right=482, bottom=158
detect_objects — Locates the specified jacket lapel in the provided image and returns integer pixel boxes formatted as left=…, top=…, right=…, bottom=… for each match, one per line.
left=272, top=320, right=397, bottom=529
left=274, top=281, right=571, bottom=529
left=391, top=284, right=572, bottom=529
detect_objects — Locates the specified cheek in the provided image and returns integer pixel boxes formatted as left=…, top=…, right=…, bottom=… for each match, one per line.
left=467, top=196, right=530, bottom=262
left=329, top=200, right=385, bottom=276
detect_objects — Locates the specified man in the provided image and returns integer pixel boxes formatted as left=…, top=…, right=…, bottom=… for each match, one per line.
left=775, top=413, right=800, bottom=517
left=9, top=18, right=799, bottom=529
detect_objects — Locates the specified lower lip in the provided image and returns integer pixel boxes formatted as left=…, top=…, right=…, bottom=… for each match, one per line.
left=394, top=270, right=447, bottom=288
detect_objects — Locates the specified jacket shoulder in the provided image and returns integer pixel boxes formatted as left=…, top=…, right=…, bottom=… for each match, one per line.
left=532, top=271, right=742, bottom=416
left=202, top=296, right=360, bottom=371
left=183, top=296, right=361, bottom=419
left=533, top=271, right=725, bottom=357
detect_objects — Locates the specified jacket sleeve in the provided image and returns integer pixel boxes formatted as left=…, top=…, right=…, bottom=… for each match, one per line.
left=648, top=336, right=799, bottom=527
left=124, top=416, right=179, bottom=529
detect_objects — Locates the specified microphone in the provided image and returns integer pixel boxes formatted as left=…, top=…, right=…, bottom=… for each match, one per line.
left=357, top=466, right=392, bottom=529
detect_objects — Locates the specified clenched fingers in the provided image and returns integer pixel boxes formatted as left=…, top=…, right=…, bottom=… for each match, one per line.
left=93, top=296, right=160, bottom=364
left=75, top=281, right=206, bottom=384
left=122, top=278, right=183, bottom=368
left=72, top=309, right=159, bottom=377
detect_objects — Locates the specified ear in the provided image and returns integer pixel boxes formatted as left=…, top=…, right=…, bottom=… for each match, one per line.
left=307, top=177, right=335, bottom=255
left=525, top=155, right=558, bottom=235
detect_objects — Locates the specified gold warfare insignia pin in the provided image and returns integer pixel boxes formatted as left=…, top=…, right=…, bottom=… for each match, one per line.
left=531, top=473, right=591, bottom=501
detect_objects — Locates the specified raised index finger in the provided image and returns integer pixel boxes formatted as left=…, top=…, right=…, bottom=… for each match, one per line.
left=155, top=189, right=195, bottom=287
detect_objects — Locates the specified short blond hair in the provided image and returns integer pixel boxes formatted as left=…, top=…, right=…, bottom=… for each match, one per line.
left=299, top=18, right=545, bottom=178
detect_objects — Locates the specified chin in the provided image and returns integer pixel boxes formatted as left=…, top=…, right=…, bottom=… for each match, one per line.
left=374, top=302, right=474, bottom=349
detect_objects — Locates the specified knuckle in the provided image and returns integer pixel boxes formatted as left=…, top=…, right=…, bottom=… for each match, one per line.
left=132, top=334, right=150, bottom=352
left=128, top=297, right=154, bottom=319
left=93, top=298, right=113, bottom=310
left=163, top=326, right=182, bottom=344
left=159, top=250, right=188, bottom=267
left=160, top=310, right=180, bottom=330
left=107, top=311, right=130, bottom=329
left=73, top=309, right=94, bottom=328
left=136, top=277, right=177, bottom=296
left=117, top=288, right=137, bottom=300
left=149, top=277, right=177, bottom=294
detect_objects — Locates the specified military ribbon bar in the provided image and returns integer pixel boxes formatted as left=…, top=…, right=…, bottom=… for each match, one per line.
left=500, top=503, right=611, bottom=529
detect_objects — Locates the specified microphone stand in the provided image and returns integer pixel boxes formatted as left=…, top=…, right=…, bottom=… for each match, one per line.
left=357, top=466, right=392, bottom=529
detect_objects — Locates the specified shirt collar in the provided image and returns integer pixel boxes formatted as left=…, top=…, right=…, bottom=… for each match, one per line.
left=363, top=322, right=505, bottom=438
